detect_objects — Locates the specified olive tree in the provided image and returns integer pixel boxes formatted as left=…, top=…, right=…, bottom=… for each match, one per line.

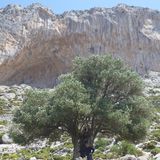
left=13, top=55, right=152, bottom=159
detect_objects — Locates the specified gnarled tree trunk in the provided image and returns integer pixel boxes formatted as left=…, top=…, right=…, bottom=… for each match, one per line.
left=72, top=137, right=80, bottom=160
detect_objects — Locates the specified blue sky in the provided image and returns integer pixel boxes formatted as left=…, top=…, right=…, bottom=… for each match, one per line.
left=0, top=0, right=160, bottom=14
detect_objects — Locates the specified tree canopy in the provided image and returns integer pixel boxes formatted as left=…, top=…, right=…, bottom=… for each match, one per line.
left=13, top=55, right=152, bottom=159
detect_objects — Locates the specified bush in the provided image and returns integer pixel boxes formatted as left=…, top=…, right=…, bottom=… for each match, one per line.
left=0, top=98, right=7, bottom=114
left=52, top=155, right=71, bottom=160
left=1, top=153, right=20, bottom=160
left=148, top=95, right=160, bottom=108
left=151, top=147, right=160, bottom=155
left=151, top=129, right=160, bottom=141
left=93, top=150, right=107, bottom=159
left=11, top=132, right=28, bottom=145
left=0, top=132, right=4, bottom=144
left=95, top=137, right=110, bottom=150
left=64, top=141, right=73, bottom=149
left=9, top=125, right=28, bottom=145
left=1, top=147, right=72, bottom=160
left=110, top=141, right=142, bottom=157
left=0, top=120, right=7, bottom=125
left=143, top=141, right=157, bottom=150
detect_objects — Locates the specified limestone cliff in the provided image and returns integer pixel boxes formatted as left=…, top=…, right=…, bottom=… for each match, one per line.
left=0, top=3, right=160, bottom=87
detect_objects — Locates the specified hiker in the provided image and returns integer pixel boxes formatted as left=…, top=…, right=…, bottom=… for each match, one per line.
left=79, top=139, right=94, bottom=160
left=84, top=142, right=94, bottom=160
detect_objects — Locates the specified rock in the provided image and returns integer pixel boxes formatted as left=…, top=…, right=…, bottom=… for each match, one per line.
left=0, top=4, right=159, bottom=87
left=20, top=84, right=32, bottom=90
left=2, top=133, right=13, bottom=144
left=54, top=148, right=69, bottom=156
left=50, top=141, right=64, bottom=148
left=4, top=93, right=16, bottom=100
left=137, top=151, right=151, bottom=160
left=27, top=138, right=48, bottom=149
left=154, top=153, right=160, bottom=160
left=156, top=142, right=160, bottom=148
left=137, top=157, right=147, bottom=160
left=120, top=154, right=137, bottom=160
left=0, top=144, right=25, bottom=154
left=0, top=86, right=10, bottom=93
left=0, top=114, right=13, bottom=121
left=30, top=157, right=37, bottom=160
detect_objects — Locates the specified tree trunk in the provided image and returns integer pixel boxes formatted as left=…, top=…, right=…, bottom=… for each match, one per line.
left=72, top=137, right=80, bottom=160
left=88, top=135, right=95, bottom=146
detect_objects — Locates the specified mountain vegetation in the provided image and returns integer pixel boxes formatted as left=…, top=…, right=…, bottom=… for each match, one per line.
left=13, top=55, right=152, bottom=159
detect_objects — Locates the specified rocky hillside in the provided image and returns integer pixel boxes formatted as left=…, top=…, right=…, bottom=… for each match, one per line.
left=0, top=3, right=160, bottom=87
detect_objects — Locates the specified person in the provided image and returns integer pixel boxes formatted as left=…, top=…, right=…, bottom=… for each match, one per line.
left=79, top=128, right=94, bottom=159
left=84, top=143, right=95, bottom=160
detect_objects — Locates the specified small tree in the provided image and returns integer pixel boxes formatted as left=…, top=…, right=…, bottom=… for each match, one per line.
left=13, top=55, right=152, bottom=159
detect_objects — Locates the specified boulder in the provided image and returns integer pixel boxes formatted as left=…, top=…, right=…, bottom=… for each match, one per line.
left=154, top=153, right=160, bottom=160
left=2, top=133, right=13, bottom=144
left=30, top=157, right=37, bottom=160
left=120, top=155, right=137, bottom=160
left=4, top=93, right=16, bottom=100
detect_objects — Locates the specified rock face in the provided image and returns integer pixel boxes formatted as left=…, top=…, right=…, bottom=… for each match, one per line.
left=0, top=3, right=160, bottom=87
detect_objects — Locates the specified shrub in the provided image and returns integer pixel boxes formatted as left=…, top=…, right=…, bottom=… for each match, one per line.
left=143, top=141, right=157, bottom=150
left=95, top=137, right=110, bottom=150
left=0, top=120, right=7, bottom=125
left=10, top=126, right=28, bottom=145
left=0, top=132, right=4, bottom=144
left=151, top=147, right=160, bottom=155
left=1, top=153, right=20, bottom=160
left=110, top=141, right=142, bottom=157
left=0, top=98, right=7, bottom=114
left=64, top=141, right=73, bottom=149
left=151, top=129, right=160, bottom=141
left=93, top=150, right=107, bottom=159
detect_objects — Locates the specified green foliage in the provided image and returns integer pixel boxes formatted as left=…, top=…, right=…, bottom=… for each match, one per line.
left=151, top=147, right=160, bottom=155
left=10, top=130, right=28, bottom=145
left=95, top=137, right=110, bottom=150
left=93, top=150, right=107, bottom=159
left=0, top=132, right=4, bottom=144
left=9, top=124, right=29, bottom=145
left=151, top=129, right=160, bottom=141
left=52, top=155, right=72, bottom=160
left=0, top=98, right=7, bottom=114
left=1, top=153, right=20, bottom=160
left=0, top=147, right=72, bottom=160
left=0, top=120, right=7, bottom=125
left=64, top=141, right=73, bottom=149
left=72, top=55, right=151, bottom=141
left=143, top=141, right=157, bottom=150
left=49, top=74, right=91, bottom=127
left=142, top=140, right=160, bottom=155
left=13, top=89, right=54, bottom=141
left=0, top=98, right=7, bottom=107
left=13, top=55, right=152, bottom=158
left=148, top=95, right=160, bottom=112
left=110, top=141, right=142, bottom=157
left=105, top=152, right=118, bottom=159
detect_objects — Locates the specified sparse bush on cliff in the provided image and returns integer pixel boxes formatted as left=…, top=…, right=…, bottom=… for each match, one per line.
left=13, top=55, right=152, bottom=159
